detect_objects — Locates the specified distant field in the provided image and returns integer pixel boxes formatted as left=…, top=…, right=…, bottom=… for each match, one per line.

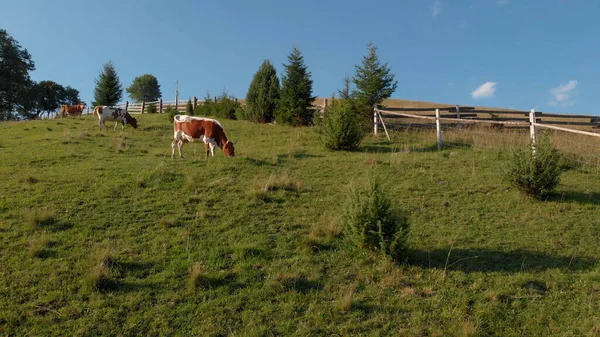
left=0, top=113, right=599, bottom=336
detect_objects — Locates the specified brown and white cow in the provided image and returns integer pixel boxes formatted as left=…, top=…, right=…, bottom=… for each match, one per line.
left=94, top=106, right=138, bottom=130
left=171, top=115, right=235, bottom=159
left=60, top=103, right=86, bottom=118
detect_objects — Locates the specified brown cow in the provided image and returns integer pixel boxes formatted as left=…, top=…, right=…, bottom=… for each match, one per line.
left=60, top=103, right=86, bottom=118
left=171, top=115, right=235, bottom=159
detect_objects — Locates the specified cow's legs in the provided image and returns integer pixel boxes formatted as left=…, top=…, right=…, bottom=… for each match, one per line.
left=177, top=140, right=184, bottom=159
left=171, top=139, right=184, bottom=159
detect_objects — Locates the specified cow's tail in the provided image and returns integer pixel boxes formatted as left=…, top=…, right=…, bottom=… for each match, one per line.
left=93, top=106, right=101, bottom=117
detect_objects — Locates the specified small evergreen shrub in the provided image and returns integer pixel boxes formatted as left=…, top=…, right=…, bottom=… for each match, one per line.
left=505, top=137, right=564, bottom=199
left=146, top=103, right=157, bottom=114
left=165, top=106, right=178, bottom=123
left=317, top=99, right=364, bottom=151
left=186, top=99, right=194, bottom=115
left=193, top=92, right=239, bottom=120
left=342, top=178, right=409, bottom=261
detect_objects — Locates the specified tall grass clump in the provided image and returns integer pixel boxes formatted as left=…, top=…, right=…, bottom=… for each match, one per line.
left=505, top=137, right=564, bottom=199
left=317, top=98, right=364, bottom=151
left=342, top=178, right=409, bottom=261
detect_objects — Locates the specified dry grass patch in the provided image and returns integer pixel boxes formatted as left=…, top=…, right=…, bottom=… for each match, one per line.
left=113, top=137, right=129, bottom=152
left=27, top=236, right=50, bottom=258
left=308, top=214, right=341, bottom=240
left=25, top=208, right=57, bottom=230
left=337, top=286, right=356, bottom=313
left=75, top=130, right=91, bottom=140
left=88, top=247, right=117, bottom=291
left=187, top=262, right=205, bottom=291
left=247, top=172, right=305, bottom=201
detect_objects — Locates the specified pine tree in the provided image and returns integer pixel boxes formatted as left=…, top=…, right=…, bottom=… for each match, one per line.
left=245, top=60, right=280, bottom=123
left=339, top=75, right=353, bottom=100
left=93, top=61, right=123, bottom=106
left=353, top=42, right=397, bottom=112
left=276, top=47, right=315, bottom=126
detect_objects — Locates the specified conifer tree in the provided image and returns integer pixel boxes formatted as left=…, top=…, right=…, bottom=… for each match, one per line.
left=245, top=60, right=280, bottom=123
left=353, top=42, right=397, bottom=112
left=276, top=47, right=315, bottom=126
left=93, top=61, right=123, bottom=106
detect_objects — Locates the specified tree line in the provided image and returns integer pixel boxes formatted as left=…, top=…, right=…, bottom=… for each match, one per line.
left=2, top=26, right=397, bottom=138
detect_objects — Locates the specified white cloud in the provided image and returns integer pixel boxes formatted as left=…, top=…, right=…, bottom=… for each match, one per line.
left=497, top=0, right=509, bottom=6
left=432, top=0, right=442, bottom=17
left=471, top=82, right=497, bottom=100
left=549, top=80, right=577, bottom=107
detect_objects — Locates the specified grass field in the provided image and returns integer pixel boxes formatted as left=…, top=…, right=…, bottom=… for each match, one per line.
left=1, top=113, right=599, bottom=336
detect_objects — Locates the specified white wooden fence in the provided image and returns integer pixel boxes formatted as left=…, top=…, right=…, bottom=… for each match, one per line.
left=374, top=107, right=600, bottom=149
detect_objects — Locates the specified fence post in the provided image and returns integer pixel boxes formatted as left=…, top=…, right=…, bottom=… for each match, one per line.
left=456, top=104, right=461, bottom=129
left=529, top=109, right=537, bottom=153
left=373, top=106, right=378, bottom=136
left=141, top=101, right=145, bottom=114
left=159, top=99, right=163, bottom=113
left=436, top=108, right=443, bottom=150
left=125, top=101, right=129, bottom=112
left=193, top=96, right=198, bottom=109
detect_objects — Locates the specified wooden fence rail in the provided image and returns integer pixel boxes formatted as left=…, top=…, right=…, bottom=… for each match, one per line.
left=375, top=107, right=600, bottom=151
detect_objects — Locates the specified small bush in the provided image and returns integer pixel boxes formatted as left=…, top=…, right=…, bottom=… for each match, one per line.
left=146, top=103, right=157, bottom=114
left=317, top=99, right=364, bottom=151
left=342, top=178, right=409, bottom=261
left=165, top=106, right=178, bottom=123
left=186, top=99, right=194, bottom=115
left=505, top=137, right=564, bottom=199
left=195, top=92, right=239, bottom=120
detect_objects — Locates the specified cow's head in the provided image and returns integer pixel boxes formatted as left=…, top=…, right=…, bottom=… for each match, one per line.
left=124, top=112, right=138, bottom=128
left=129, top=116, right=138, bottom=129
left=223, top=140, right=235, bottom=157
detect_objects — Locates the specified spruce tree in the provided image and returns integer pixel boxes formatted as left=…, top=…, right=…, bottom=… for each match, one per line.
left=353, top=42, right=397, bottom=113
left=93, top=61, right=123, bottom=106
left=276, top=47, right=315, bottom=126
left=245, top=60, right=280, bottom=123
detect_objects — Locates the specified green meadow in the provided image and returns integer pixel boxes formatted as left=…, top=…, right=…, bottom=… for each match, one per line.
left=0, top=113, right=598, bottom=336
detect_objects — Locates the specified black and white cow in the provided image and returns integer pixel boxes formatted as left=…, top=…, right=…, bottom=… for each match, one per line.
left=94, top=106, right=138, bottom=130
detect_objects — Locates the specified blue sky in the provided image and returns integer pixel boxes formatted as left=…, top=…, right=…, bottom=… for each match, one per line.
left=2, top=0, right=599, bottom=114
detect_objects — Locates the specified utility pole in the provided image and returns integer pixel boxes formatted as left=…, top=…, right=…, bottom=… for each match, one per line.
left=175, top=80, right=179, bottom=111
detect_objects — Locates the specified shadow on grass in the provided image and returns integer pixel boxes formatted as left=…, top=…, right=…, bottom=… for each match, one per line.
left=361, top=144, right=396, bottom=154
left=279, top=275, right=323, bottom=294
left=277, top=150, right=323, bottom=160
left=409, top=248, right=596, bottom=273
left=550, top=191, right=600, bottom=205
left=240, top=157, right=278, bottom=167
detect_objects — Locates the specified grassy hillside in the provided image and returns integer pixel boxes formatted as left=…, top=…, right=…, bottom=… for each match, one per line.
left=0, top=113, right=599, bottom=336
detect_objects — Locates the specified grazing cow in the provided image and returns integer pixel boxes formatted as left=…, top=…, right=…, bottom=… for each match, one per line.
left=60, top=103, right=86, bottom=118
left=171, top=115, right=235, bottom=159
left=94, top=106, right=138, bottom=130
